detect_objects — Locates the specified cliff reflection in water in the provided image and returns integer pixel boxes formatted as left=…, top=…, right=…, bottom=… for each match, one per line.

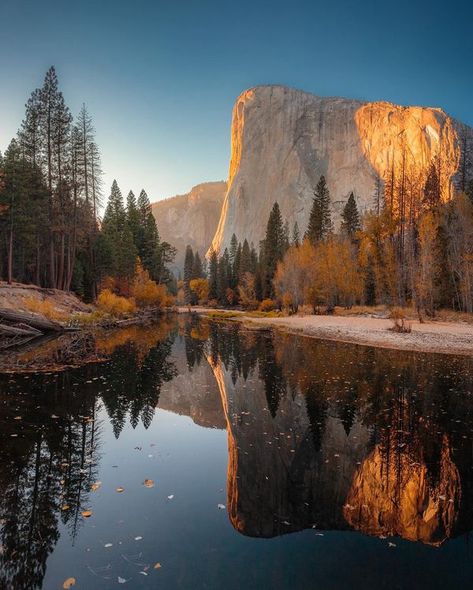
left=1, top=318, right=473, bottom=588
left=202, top=322, right=473, bottom=545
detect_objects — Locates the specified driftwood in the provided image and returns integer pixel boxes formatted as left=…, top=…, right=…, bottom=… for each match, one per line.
left=0, top=323, right=41, bottom=337
left=0, top=308, right=63, bottom=332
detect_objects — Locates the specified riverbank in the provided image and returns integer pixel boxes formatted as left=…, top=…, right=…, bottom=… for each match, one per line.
left=179, top=307, right=473, bottom=356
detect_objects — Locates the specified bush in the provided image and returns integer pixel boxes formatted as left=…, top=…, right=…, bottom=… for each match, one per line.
left=259, top=298, right=276, bottom=312
left=97, top=289, right=136, bottom=316
left=131, top=262, right=174, bottom=308
left=389, top=308, right=412, bottom=333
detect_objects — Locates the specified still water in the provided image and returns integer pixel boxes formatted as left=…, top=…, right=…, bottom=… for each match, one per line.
left=1, top=316, right=473, bottom=589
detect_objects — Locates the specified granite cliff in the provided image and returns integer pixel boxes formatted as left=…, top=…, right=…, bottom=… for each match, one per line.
left=210, top=85, right=473, bottom=254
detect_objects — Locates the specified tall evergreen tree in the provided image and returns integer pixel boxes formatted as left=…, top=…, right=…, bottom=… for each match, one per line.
left=261, top=202, right=285, bottom=298
left=305, top=175, right=332, bottom=244
left=208, top=249, right=218, bottom=301
left=100, top=180, right=137, bottom=283
left=340, top=192, right=361, bottom=238
left=126, top=190, right=140, bottom=244
left=137, top=189, right=160, bottom=278
left=183, top=245, right=194, bottom=304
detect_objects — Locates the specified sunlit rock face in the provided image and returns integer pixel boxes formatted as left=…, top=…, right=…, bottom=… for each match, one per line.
left=344, top=436, right=461, bottom=546
left=152, top=181, right=226, bottom=270
left=210, top=85, right=473, bottom=254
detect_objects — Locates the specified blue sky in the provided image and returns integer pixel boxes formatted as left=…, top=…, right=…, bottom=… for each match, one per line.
left=0, top=0, right=471, bottom=204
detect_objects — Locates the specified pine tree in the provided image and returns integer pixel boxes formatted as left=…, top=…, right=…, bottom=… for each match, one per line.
left=239, top=239, right=251, bottom=278
left=305, top=175, right=332, bottom=244
left=208, top=249, right=218, bottom=301
left=261, top=202, right=285, bottom=298
left=340, top=192, right=361, bottom=238
left=137, top=189, right=160, bottom=278
left=126, top=190, right=140, bottom=244
left=423, top=162, right=441, bottom=211
left=183, top=245, right=194, bottom=304
left=101, top=180, right=137, bottom=283
left=192, top=251, right=204, bottom=279
left=217, top=248, right=231, bottom=304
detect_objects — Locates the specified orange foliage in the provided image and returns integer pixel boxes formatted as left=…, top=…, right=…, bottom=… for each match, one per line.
left=131, top=262, right=174, bottom=309
left=189, top=278, right=209, bottom=304
left=259, top=298, right=276, bottom=312
left=97, top=289, right=136, bottom=316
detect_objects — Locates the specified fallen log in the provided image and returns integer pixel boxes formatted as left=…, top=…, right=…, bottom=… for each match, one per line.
left=0, top=323, right=42, bottom=337
left=0, top=308, right=63, bottom=332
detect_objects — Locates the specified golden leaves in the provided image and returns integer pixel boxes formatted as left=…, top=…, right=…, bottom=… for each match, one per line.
left=62, top=578, right=76, bottom=589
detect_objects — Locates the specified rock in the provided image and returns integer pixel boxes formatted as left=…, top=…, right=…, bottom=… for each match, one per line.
left=209, top=85, right=473, bottom=254
left=152, top=181, right=226, bottom=271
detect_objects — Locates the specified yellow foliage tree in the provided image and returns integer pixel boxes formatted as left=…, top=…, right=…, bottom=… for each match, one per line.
left=189, top=278, right=209, bottom=305
left=131, top=261, right=174, bottom=309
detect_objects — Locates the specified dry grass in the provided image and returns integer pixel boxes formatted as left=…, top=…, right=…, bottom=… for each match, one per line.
left=23, top=297, right=69, bottom=322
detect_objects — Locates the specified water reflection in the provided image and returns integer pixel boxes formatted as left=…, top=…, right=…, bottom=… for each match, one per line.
left=204, top=324, right=473, bottom=544
left=0, top=317, right=473, bottom=589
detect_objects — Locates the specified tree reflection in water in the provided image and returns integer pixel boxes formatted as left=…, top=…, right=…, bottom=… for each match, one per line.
left=0, top=317, right=473, bottom=589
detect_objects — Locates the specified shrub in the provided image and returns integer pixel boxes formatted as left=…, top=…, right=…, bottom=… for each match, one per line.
left=389, top=308, right=412, bottom=333
left=259, top=298, right=275, bottom=312
left=97, top=289, right=136, bottom=316
left=131, top=262, right=174, bottom=308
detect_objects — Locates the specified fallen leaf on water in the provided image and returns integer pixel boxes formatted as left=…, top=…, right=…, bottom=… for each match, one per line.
left=62, top=578, right=76, bottom=589
left=91, top=482, right=102, bottom=492
left=82, top=510, right=92, bottom=518
left=217, top=504, right=225, bottom=510
left=154, top=563, right=162, bottom=569
left=139, top=571, right=148, bottom=576
left=143, top=479, right=154, bottom=488
left=61, top=505, right=70, bottom=511
left=167, top=494, right=174, bottom=500
left=134, top=536, right=143, bottom=541
left=116, top=487, right=125, bottom=493
left=104, top=543, right=113, bottom=548
left=118, top=576, right=128, bottom=584
left=13, top=416, right=22, bottom=420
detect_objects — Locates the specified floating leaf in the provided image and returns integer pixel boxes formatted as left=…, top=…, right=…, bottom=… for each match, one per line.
left=167, top=494, right=174, bottom=500
left=82, top=510, right=92, bottom=518
left=91, top=482, right=102, bottom=492
left=118, top=577, right=128, bottom=584
left=116, top=487, right=125, bottom=493
left=61, top=505, right=70, bottom=511
left=154, top=563, right=162, bottom=569
left=63, top=578, right=76, bottom=589
left=217, top=504, right=225, bottom=510
left=134, top=536, right=143, bottom=541
left=104, top=543, right=113, bottom=548
left=143, top=479, right=154, bottom=489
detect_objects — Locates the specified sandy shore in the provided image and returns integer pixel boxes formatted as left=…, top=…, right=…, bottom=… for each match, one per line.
left=179, top=307, right=473, bottom=356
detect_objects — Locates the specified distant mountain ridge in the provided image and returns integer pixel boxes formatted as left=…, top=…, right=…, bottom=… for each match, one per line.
left=151, top=181, right=226, bottom=271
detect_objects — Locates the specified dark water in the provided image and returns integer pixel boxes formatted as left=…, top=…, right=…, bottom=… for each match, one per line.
left=1, top=316, right=473, bottom=590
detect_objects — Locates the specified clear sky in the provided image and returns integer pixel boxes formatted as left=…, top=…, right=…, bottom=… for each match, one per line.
left=0, top=0, right=472, bottom=205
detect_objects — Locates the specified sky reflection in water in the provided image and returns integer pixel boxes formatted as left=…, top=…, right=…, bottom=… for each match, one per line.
left=1, top=316, right=473, bottom=589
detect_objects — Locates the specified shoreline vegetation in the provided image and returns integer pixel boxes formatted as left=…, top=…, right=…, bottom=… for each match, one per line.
left=0, top=281, right=472, bottom=373
left=178, top=306, right=473, bottom=357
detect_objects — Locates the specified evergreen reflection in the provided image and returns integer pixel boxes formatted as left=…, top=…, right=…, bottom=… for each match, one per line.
left=0, top=324, right=177, bottom=590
